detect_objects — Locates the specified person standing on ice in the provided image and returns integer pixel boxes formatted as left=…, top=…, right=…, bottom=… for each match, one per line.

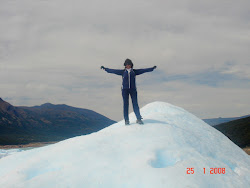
left=101, top=59, right=157, bottom=125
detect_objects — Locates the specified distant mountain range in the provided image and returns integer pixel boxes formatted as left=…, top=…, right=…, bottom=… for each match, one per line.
left=214, top=116, right=250, bottom=148
left=1, top=98, right=249, bottom=148
left=203, top=115, right=250, bottom=126
left=0, top=98, right=116, bottom=145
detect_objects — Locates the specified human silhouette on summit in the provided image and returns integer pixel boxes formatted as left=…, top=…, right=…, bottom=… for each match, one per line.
left=101, top=59, right=156, bottom=125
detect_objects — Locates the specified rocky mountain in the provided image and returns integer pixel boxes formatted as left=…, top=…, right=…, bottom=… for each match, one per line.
left=203, top=115, right=250, bottom=126
left=214, top=116, right=250, bottom=148
left=0, top=98, right=116, bottom=145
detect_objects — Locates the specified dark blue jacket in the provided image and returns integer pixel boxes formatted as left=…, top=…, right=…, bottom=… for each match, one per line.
left=104, top=67, right=155, bottom=89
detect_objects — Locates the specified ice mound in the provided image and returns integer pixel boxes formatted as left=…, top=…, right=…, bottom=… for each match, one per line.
left=0, top=102, right=249, bottom=188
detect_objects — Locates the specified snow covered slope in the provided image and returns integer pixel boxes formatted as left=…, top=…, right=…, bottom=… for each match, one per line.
left=0, top=102, right=249, bottom=188
left=0, top=149, right=23, bottom=159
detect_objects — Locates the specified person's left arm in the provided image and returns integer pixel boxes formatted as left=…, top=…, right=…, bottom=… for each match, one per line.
left=134, top=66, right=157, bottom=75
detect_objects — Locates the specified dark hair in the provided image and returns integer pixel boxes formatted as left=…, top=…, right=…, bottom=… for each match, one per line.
left=124, top=59, right=133, bottom=68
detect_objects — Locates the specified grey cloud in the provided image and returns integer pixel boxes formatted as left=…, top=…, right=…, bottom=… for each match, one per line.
left=0, top=0, right=249, bottom=120
left=139, top=64, right=250, bottom=89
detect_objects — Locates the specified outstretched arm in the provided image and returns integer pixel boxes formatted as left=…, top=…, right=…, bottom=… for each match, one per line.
left=134, top=66, right=157, bottom=75
left=101, top=66, right=124, bottom=75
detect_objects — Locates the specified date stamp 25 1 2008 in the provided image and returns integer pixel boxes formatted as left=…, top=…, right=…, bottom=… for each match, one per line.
left=186, top=168, right=226, bottom=174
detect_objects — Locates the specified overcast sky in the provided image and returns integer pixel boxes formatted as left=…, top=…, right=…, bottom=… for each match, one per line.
left=1, top=0, right=250, bottom=121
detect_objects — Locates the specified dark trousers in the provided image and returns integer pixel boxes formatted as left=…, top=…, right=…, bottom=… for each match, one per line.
left=122, top=89, right=142, bottom=121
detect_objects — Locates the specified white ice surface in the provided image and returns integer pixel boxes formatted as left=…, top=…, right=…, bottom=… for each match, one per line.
left=0, top=102, right=249, bottom=188
left=0, top=149, right=23, bottom=159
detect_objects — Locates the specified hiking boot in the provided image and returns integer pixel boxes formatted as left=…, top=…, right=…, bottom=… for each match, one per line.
left=125, top=120, right=130, bottom=125
left=136, top=119, right=144, bottom=125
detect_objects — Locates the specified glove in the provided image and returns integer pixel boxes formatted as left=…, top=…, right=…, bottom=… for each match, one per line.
left=100, top=66, right=105, bottom=70
left=153, top=66, right=157, bottom=69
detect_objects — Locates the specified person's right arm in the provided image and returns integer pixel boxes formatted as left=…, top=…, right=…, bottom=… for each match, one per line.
left=101, top=66, right=124, bottom=75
